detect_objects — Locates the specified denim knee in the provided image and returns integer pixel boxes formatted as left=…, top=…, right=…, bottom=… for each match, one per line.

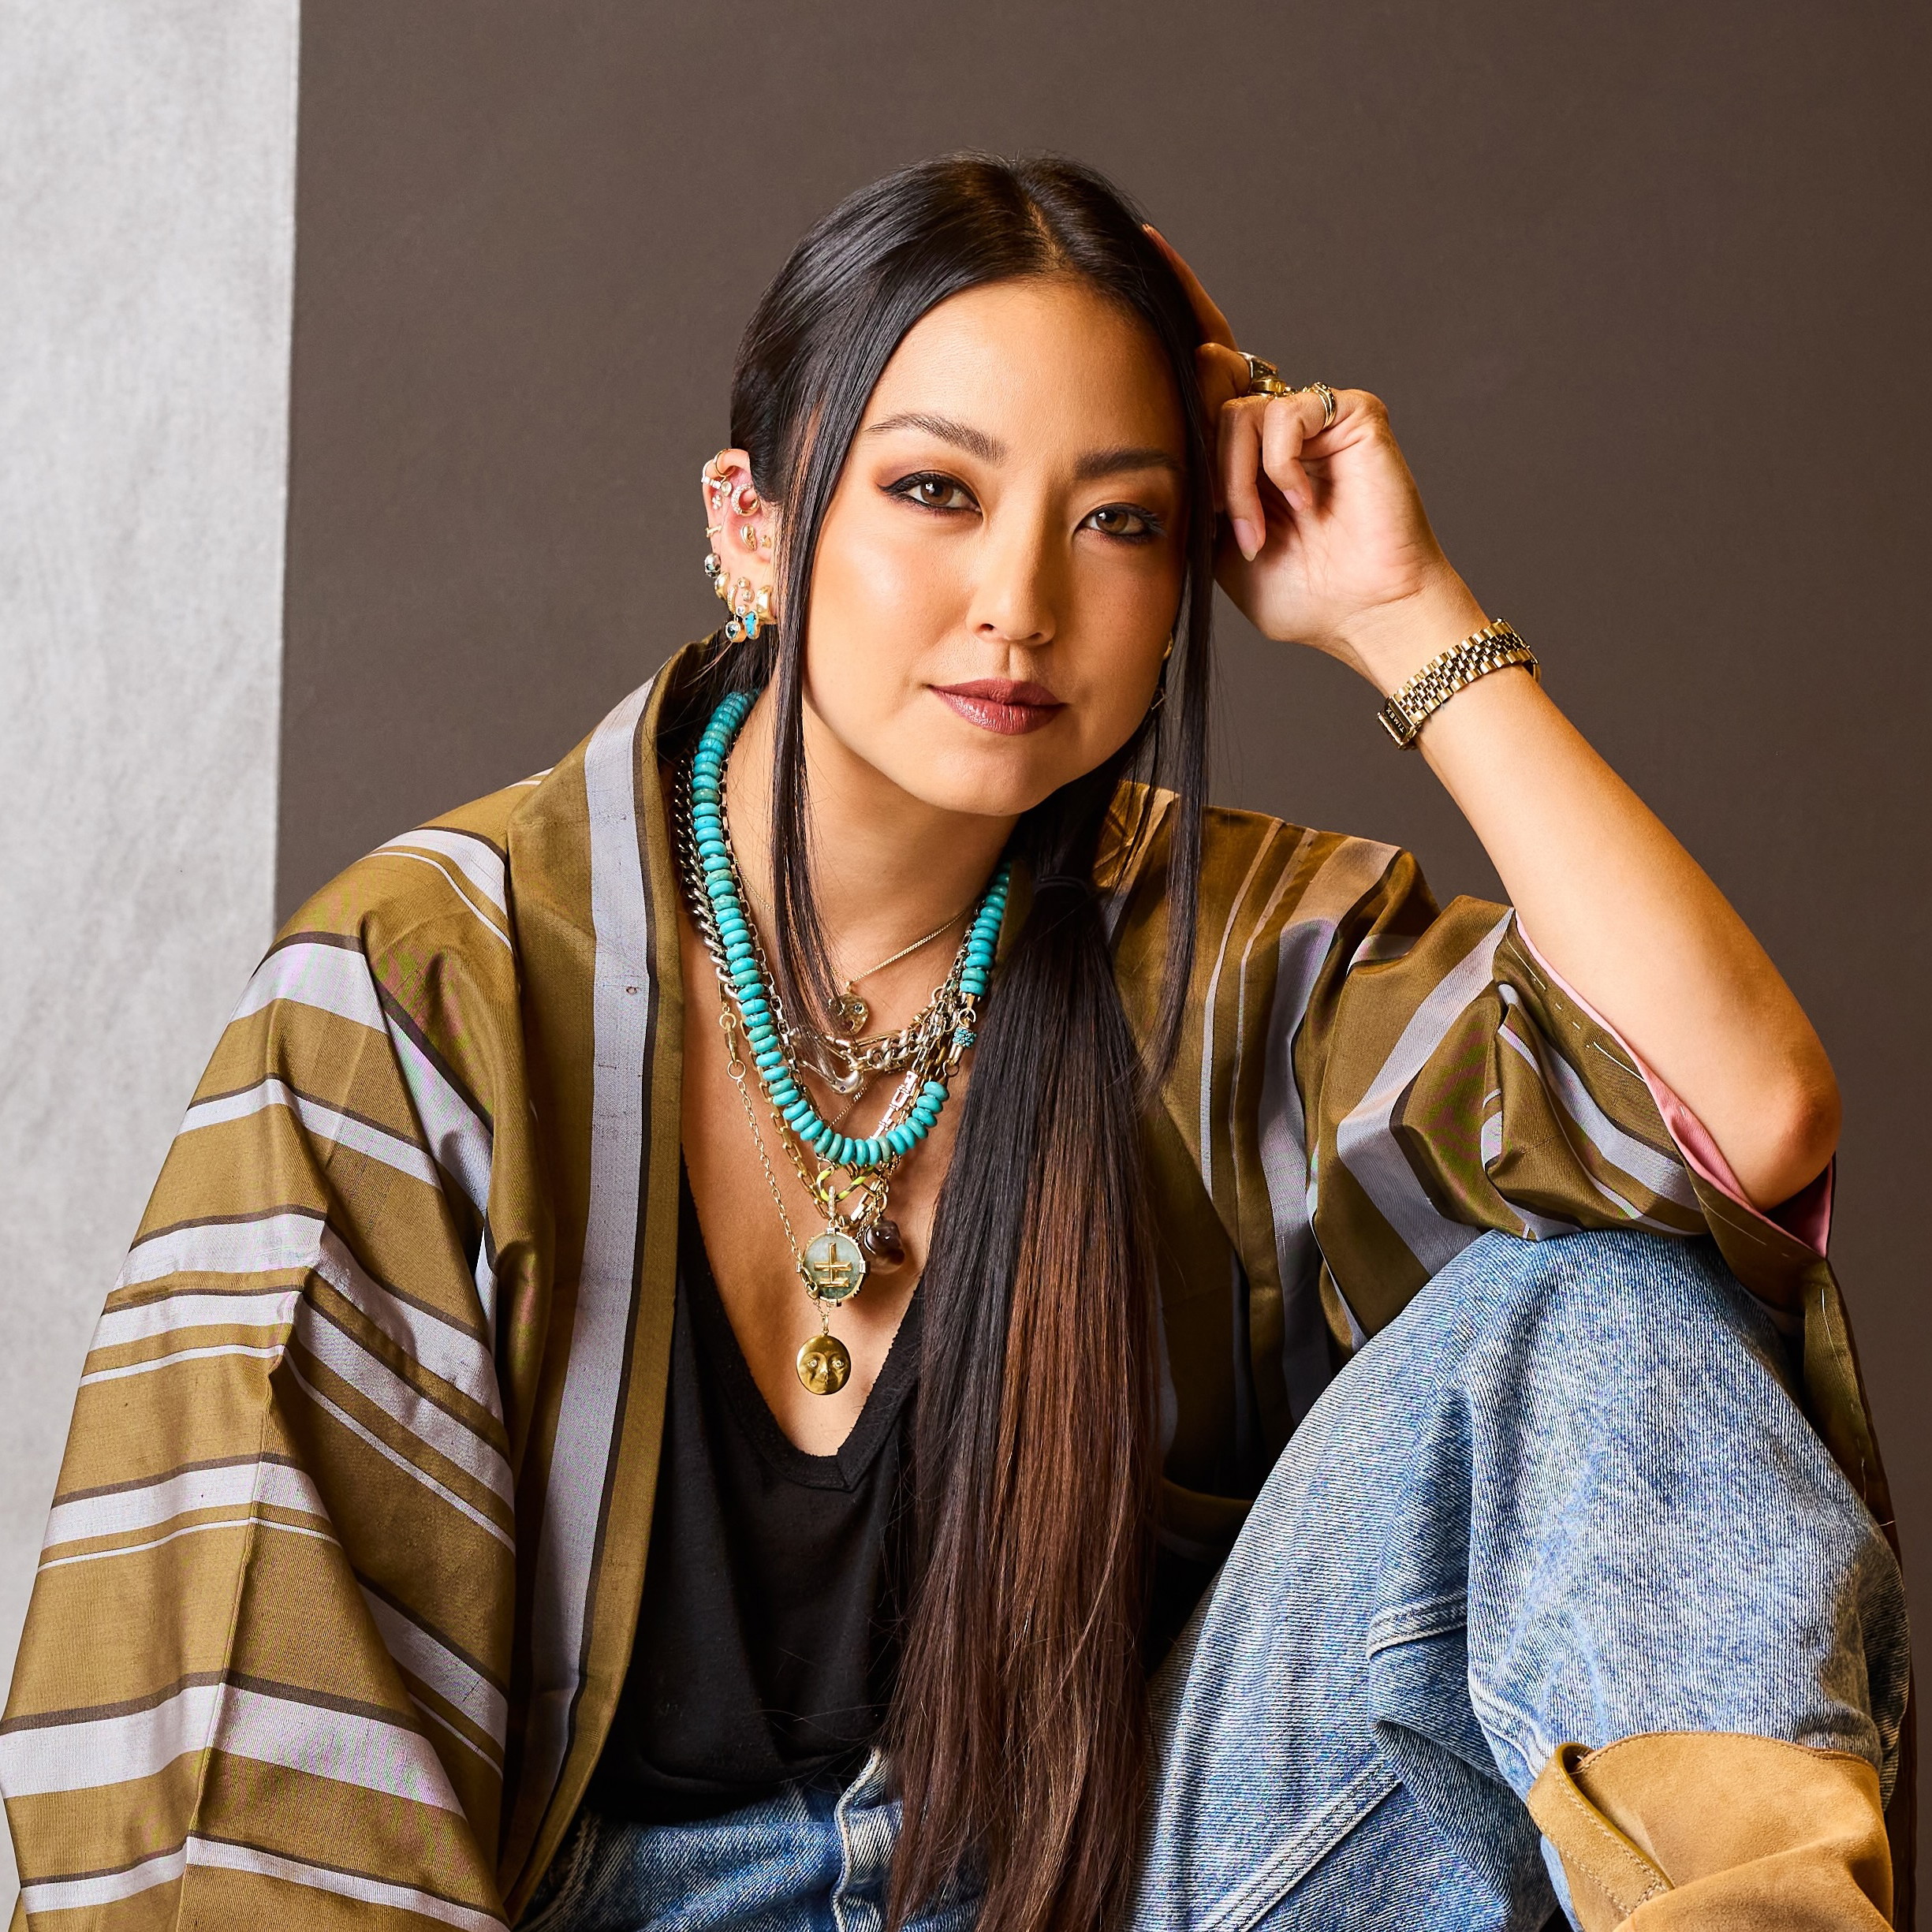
left=1397, top=1229, right=1911, bottom=1797
left=1423, top=1226, right=1792, bottom=1395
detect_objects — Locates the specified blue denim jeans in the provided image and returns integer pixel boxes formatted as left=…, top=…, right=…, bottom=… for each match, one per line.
left=524, top=1231, right=1908, bottom=1932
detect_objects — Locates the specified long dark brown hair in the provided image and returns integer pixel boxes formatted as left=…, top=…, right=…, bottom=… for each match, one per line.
left=705, top=154, right=1214, bottom=1932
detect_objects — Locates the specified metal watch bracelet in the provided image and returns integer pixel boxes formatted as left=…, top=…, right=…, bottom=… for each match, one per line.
left=1376, top=619, right=1539, bottom=748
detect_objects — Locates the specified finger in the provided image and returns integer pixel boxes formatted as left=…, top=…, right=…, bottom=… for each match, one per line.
left=1212, top=514, right=1255, bottom=601
left=1143, top=224, right=1238, bottom=350
left=1196, top=341, right=1249, bottom=417
left=1259, top=392, right=1332, bottom=511
left=1218, top=399, right=1268, bottom=560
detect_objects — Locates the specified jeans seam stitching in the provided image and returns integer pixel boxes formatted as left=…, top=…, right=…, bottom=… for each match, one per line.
left=1192, top=1759, right=1403, bottom=1932
left=1365, top=1591, right=1469, bottom=1655
left=832, top=1746, right=886, bottom=1932
left=1467, top=1672, right=1550, bottom=1789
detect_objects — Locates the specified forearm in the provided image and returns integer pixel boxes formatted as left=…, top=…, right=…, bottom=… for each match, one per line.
left=1348, top=574, right=1841, bottom=1209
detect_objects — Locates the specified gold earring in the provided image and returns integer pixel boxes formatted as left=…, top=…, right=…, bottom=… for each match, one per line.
left=721, top=580, right=774, bottom=646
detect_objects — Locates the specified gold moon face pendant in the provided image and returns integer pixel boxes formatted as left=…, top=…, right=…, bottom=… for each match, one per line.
left=796, top=1330, right=852, bottom=1397
left=803, top=1229, right=867, bottom=1304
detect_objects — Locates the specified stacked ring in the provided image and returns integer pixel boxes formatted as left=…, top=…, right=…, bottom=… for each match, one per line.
left=1239, top=354, right=1339, bottom=429
left=1300, top=379, right=1339, bottom=429
left=1241, top=352, right=1294, bottom=397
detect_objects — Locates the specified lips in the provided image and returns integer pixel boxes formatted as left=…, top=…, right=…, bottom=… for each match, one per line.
left=930, top=678, right=1066, bottom=737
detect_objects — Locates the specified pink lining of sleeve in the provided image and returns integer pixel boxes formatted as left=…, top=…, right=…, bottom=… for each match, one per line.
left=1514, top=923, right=1832, bottom=1255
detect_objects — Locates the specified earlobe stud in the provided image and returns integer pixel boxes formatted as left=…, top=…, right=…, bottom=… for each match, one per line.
left=717, top=578, right=774, bottom=646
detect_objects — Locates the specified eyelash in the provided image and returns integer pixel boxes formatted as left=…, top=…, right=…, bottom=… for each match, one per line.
left=883, top=471, right=1165, bottom=544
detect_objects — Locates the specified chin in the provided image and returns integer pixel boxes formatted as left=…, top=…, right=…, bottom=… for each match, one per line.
left=876, top=737, right=1079, bottom=820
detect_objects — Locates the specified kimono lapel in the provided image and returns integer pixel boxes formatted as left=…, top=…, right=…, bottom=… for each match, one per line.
left=498, top=653, right=692, bottom=1913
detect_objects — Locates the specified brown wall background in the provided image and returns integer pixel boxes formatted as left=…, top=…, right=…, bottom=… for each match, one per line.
left=282, top=0, right=1931, bottom=1856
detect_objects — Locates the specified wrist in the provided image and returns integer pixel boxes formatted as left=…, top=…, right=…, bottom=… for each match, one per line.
left=1340, top=572, right=1490, bottom=696
left=1377, top=618, right=1539, bottom=748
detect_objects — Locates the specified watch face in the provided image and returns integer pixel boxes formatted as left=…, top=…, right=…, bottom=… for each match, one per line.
left=804, top=1229, right=867, bottom=1303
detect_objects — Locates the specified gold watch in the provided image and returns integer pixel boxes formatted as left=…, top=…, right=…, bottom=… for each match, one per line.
left=1377, top=620, right=1539, bottom=748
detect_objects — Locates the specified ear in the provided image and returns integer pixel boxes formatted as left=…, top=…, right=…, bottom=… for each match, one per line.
left=699, top=447, right=781, bottom=619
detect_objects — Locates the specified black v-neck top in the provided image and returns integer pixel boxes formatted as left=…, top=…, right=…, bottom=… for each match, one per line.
left=587, top=1171, right=924, bottom=1822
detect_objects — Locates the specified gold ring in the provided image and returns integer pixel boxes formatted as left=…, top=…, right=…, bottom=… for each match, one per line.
left=1240, top=351, right=1293, bottom=397
left=1300, top=380, right=1339, bottom=429
left=1238, top=355, right=1340, bottom=427
left=1281, top=381, right=1339, bottom=428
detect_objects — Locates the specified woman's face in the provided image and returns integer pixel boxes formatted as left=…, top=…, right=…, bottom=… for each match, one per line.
left=797, top=275, right=1190, bottom=822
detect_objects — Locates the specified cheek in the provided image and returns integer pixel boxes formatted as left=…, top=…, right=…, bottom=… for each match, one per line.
left=805, top=497, right=963, bottom=684
left=1058, top=548, right=1184, bottom=743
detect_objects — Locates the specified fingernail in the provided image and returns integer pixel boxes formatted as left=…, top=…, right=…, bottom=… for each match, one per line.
left=1233, top=518, right=1259, bottom=558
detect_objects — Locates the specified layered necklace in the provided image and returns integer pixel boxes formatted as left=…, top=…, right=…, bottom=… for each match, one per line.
left=675, top=688, right=1010, bottom=1396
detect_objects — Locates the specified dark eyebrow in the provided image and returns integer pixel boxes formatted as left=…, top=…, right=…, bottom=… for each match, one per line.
left=863, top=412, right=1005, bottom=462
left=864, top=412, right=1183, bottom=487
left=1071, top=445, right=1184, bottom=483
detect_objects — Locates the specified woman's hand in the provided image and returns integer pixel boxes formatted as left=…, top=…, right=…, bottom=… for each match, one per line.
left=1147, top=227, right=1484, bottom=693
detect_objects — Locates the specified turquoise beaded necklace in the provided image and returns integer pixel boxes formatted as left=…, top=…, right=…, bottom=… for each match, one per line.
left=681, top=687, right=1010, bottom=1393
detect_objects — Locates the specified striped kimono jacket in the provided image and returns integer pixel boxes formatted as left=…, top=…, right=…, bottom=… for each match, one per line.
left=1, top=640, right=1898, bottom=1926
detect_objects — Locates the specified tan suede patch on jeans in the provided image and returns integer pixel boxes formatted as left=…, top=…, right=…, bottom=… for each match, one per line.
left=1529, top=1732, right=1893, bottom=1929
left=1528, top=1744, right=1669, bottom=1930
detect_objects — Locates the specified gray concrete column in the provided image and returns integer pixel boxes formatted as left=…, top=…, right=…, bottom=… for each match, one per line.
left=0, top=2, right=300, bottom=1906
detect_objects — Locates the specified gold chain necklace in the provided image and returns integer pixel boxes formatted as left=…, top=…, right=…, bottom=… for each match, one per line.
left=676, top=690, right=1007, bottom=1395
left=825, top=903, right=975, bottom=1034
left=714, top=998, right=858, bottom=1392
left=715, top=985, right=910, bottom=1393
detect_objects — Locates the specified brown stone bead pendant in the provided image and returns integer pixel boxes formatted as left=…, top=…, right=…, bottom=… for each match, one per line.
left=859, top=1214, right=907, bottom=1275
left=796, top=1329, right=852, bottom=1397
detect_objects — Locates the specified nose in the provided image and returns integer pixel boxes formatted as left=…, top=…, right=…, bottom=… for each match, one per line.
left=969, top=504, right=1059, bottom=651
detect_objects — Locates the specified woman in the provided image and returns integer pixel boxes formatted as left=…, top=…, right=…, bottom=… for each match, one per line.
left=0, top=155, right=1907, bottom=1931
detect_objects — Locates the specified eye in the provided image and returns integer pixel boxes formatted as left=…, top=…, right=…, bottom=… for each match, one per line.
left=886, top=472, right=978, bottom=514
left=1083, top=503, right=1163, bottom=543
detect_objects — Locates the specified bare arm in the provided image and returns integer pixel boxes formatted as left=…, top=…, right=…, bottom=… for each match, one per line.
left=1341, top=571, right=1836, bottom=1209
left=1152, top=229, right=1837, bottom=1209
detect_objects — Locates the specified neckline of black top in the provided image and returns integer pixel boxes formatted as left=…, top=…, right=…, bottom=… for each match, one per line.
left=676, top=1165, right=923, bottom=1487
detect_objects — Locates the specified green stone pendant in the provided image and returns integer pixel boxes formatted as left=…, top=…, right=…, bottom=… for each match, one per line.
left=804, top=1229, right=867, bottom=1303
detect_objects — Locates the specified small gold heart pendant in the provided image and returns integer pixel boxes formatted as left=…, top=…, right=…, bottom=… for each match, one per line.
left=830, top=990, right=870, bottom=1034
